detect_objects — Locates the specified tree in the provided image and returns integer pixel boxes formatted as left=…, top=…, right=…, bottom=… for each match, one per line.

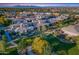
left=56, top=50, right=67, bottom=55
left=3, top=19, right=12, bottom=26
left=17, top=38, right=27, bottom=54
left=17, top=38, right=33, bottom=54
left=0, top=15, right=12, bottom=26
left=0, top=16, right=5, bottom=24
left=2, top=35, right=7, bottom=42
left=0, top=41, right=6, bottom=52
left=6, top=48, right=18, bottom=55
left=0, top=34, right=8, bottom=54
left=32, top=37, right=51, bottom=55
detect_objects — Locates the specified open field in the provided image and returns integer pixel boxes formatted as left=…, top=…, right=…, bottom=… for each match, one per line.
left=61, top=24, right=79, bottom=36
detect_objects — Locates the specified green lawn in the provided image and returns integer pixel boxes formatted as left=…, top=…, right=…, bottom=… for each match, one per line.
left=68, top=46, right=79, bottom=55
left=42, top=34, right=79, bottom=55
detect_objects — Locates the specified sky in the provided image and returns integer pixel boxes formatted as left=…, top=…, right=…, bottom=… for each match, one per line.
left=0, top=3, right=79, bottom=7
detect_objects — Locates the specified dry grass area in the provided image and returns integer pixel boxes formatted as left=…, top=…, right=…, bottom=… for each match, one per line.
left=61, top=24, right=79, bottom=36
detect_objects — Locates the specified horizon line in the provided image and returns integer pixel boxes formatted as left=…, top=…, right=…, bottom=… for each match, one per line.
left=0, top=3, right=79, bottom=7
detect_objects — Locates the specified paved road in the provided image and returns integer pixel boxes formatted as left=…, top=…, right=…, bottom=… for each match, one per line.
left=8, top=41, right=17, bottom=48
left=27, top=46, right=35, bottom=55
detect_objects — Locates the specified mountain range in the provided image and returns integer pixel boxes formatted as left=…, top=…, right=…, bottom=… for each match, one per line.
left=0, top=5, right=79, bottom=8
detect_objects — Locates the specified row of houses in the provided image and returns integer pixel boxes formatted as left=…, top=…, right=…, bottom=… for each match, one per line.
left=5, top=11, right=69, bottom=35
